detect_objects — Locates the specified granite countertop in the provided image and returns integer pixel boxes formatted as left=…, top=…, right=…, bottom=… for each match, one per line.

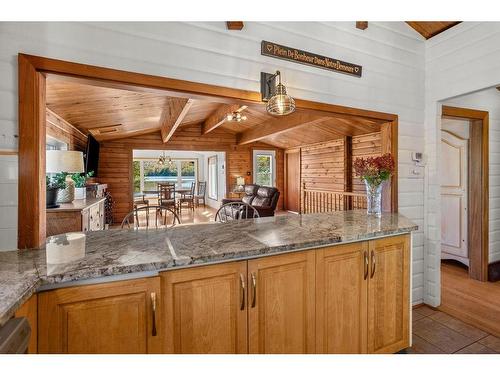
left=46, top=196, right=106, bottom=212
left=0, top=210, right=418, bottom=326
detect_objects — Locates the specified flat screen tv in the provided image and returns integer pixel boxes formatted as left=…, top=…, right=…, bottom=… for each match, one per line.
left=84, top=134, right=100, bottom=176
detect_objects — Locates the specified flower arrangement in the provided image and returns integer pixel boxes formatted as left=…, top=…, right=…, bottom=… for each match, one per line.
left=353, top=153, right=395, bottom=186
left=353, top=153, right=395, bottom=217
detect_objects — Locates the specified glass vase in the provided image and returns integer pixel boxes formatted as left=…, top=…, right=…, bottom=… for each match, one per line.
left=364, top=180, right=383, bottom=217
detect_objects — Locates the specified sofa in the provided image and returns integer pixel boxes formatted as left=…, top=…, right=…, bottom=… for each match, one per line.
left=222, top=184, right=280, bottom=217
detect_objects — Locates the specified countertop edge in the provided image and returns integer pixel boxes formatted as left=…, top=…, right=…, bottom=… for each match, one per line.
left=0, top=226, right=417, bottom=326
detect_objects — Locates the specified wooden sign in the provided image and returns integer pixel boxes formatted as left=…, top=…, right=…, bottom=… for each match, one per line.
left=261, top=40, right=362, bottom=78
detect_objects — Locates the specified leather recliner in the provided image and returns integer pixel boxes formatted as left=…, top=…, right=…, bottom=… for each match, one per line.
left=222, top=184, right=280, bottom=217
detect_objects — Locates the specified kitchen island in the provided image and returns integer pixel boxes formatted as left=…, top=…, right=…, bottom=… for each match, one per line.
left=0, top=210, right=417, bottom=354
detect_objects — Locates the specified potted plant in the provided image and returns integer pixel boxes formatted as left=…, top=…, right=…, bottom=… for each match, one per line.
left=46, top=175, right=66, bottom=208
left=353, top=153, right=395, bottom=217
left=71, top=171, right=94, bottom=200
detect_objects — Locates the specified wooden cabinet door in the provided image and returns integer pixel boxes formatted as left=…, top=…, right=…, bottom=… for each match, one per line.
left=367, top=234, right=411, bottom=353
left=248, top=251, right=315, bottom=353
left=38, top=277, right=161, bottom=354
left=316, top=242, right=368, bottom=353
left=161, top=261, right=248, bottom=354
left=81, top=208, right=89, bottom=232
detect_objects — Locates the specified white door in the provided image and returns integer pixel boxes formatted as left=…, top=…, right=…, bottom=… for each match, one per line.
left=440, top=130, right=469, bottom=265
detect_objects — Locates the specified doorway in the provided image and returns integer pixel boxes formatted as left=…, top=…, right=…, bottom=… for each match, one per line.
left=441, top=105, right=489, bottom=281
left=440, top=127, right=469, bottom=266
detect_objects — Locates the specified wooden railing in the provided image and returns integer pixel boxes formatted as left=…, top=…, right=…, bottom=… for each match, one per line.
left=302, top=189, right=367, bottom=214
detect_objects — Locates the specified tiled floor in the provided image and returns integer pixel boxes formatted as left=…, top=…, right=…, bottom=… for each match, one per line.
left=408, top=305, right=500, bottom=354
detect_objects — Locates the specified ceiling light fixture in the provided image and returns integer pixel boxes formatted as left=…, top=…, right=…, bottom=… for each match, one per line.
left=261, top=70, right=295, bottom=116
left=158, top=152, right=173, bottom=167
left=226, top=111, right=247, bottom=122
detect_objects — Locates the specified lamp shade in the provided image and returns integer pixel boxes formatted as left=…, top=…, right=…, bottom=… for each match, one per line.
left=266, top=83, right=296, bottom=116
left=46, top=150, right=85, bottom=173
left=236, top=176, right=245, bottom=186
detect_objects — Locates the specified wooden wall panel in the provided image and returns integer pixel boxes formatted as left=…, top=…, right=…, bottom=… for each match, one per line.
left=98, top=125, right=284, bottom=223
left=46, top=109, right=87, bottom=151
left=301, top=139, right=345, bottom=192
left=351, top=132, right=382, bottom=193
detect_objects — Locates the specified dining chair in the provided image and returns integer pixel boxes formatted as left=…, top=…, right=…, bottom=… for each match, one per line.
left=194, top=181, right=207, bottom=207
left=158, top=183, right=177, bottom=212
left=178, top=181, right=195, bottom=211
left=215, top=202, right=260, bottom=223
left=121, top=205, right=181, bottom=229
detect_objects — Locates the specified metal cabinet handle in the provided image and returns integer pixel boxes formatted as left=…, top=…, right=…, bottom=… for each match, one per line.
left=240, top=274, right=245, bottom=310
left=364, top=251, right=369, bottom=280
left=150, top=292, right=157, bottom=337
left=251, top=273, right=257, bottom=308
left=370, top=250, right=376, bottom=278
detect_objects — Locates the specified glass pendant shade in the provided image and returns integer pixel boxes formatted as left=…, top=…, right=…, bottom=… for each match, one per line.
left=266, top=83, right=295, bottom=116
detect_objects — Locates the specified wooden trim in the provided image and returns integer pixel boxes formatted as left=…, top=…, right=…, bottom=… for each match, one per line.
left=344, top=136, right=353, bottom=209
left=284, top=148, right=301, bottom=213
left=356, top=22, right=368, bottom=30
left=18, top=54, right=46, bottom=249
left=226, top=22, right=244, bottom=30
left=441, top=105, right=489, bottom=281
left=160, top=98, right=193, bottom=143
left=18, top=53, right=399, bottom=248
left=0, top=150, right=18, bottom=155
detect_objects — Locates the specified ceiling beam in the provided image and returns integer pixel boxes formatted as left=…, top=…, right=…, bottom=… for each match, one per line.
left=202, top=104, right=246, bottom=135
left=226, top=22, right=244, bottom=30
left=160, top=98, right=194, bottom=143
left=237, top=112, right=329, bottom=145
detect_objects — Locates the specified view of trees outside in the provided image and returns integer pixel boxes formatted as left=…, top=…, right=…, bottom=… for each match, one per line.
left=256, top=155, right=272, bottom=186
left=133, top=159, right=196, bottom=193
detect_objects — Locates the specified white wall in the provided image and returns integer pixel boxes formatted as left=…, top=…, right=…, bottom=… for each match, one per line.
left=425, top=22, right=500, bottom=306
left=0, top=22, right=426, bottom=303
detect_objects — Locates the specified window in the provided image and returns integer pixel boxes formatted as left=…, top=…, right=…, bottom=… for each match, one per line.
left=133, top=158, right=197, bottom=193
left=180, top=161, right=196, bottom=189
left=253, top=150, right=276, bottom=187
left=208, top=156, right=218, bottom=200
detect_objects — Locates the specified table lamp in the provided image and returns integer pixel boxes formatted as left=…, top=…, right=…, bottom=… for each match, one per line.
left=236, top=176, right=245, bottom=191
left=46, top=150, right=85, bottom=204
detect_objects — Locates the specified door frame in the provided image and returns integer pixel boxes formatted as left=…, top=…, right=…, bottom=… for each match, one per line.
left=441, top=105, right=489, bottom=281
left=18, top=53, right=399, bottom=248
left=284, top=148, right=301, bottom=213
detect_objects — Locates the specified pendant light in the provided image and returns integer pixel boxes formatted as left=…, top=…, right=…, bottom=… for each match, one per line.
left=262, top=70, right=295, bottom=116
left=158, top=151, right=173, bottom=167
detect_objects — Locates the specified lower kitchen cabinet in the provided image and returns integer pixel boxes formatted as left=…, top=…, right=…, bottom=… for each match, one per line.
left=160, top=261, right=248, bottom=354
left=316, top=241, right=369, bottom=354
left=38, top=277, right=161, bottom=354
left=367, top=234, right=411, bottom=354
left=32, top=234, right=410, bottom=354
left=247, top=250, right=316, bottom=354
left=316, top=234, right=410, bottom=354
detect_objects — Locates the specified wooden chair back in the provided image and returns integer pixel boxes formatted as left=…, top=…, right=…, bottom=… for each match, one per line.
left=197, top=181, right=207, bottom=196
left=120, top=205, right=181, bottom=229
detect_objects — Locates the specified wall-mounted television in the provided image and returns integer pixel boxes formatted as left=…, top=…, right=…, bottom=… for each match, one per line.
left=84, top=134, right=100, bottom=176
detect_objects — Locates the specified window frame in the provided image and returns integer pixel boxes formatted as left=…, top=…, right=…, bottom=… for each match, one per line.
left=207, top=155, right=218, bottom=200
left=252, top=149, right=276, bottom=187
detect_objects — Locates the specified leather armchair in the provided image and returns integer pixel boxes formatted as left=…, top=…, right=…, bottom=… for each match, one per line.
left=222, top=184, right=280, bottom=217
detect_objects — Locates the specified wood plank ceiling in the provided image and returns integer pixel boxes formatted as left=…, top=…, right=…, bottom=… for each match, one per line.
left=406, top=21, right=461, bottom=39
left=45, top=77, right=386, bottom=149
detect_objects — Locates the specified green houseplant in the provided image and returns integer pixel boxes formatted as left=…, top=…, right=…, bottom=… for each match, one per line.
left=46, top=175, right=66, bottom=208
left=72, top=171, right=94, bottom=200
